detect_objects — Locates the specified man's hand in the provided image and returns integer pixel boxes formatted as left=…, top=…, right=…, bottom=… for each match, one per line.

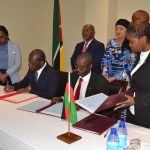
left=52, top=97, right=63, bottom=103
left=4, top=85, right=14, bottom=93
left=114, top=94, right=135, bottom=111
left=103, top=75, right=117, bottom=82
left=108, top=77, right=117, bottom=82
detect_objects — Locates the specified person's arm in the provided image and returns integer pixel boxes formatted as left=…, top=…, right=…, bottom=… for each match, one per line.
left=30, top=71, right=59, bottom=99
left=71, top=44, right=79, bottom=71
left=125, top=51, right=136, bottom=74
left=6, top=43, right=22, bottom=77
left=13, top=70, right=30, bottom=91
left=101, top=42, right=111, bottom=78
left=92, top=42, right=105, bottom=74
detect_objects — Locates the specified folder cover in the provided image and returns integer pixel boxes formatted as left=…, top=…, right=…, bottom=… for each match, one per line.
left=75, top=93, right=127, bottom=114
left=95, top=92, right=127, bottom=113
left=73, top=114, right=117, bottom=135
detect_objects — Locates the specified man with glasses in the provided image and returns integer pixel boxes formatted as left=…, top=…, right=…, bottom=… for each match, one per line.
left=71, top=52, right=108, bottom=100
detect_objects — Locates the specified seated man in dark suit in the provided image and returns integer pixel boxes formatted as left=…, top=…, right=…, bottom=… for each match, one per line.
left=61, top=52, right=109, bottom=118
left=4, top=49, right=59, bottom=99
left=71, top=24, right=105, bottom=74
left=72, top=52, right=109, bottom=99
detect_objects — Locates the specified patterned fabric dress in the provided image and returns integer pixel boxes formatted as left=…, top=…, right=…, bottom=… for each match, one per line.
left=102, top=38, right=136, bottom=80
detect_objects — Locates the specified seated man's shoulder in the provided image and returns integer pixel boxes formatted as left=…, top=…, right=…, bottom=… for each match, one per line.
left=91, top=72, right=107, bottom=82
left=47, top=64, right=59, bottom=75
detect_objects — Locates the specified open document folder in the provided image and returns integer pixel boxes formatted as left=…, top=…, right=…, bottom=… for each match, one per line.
left=75, top=92, right=127, bottom=114
left=18, top=98, right=63, bottom=118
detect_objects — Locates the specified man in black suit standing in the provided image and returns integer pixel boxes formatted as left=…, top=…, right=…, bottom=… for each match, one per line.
left=72, top=52, right=108, bottom=100
left=4, top=49, right=59, bottom=99
left=71, top=24, right=105, bottom=74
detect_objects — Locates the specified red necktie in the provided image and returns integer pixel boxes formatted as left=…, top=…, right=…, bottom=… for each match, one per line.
left=82, top=42, right=88, bottom=53
left=75, top=78, right=83, bottom=100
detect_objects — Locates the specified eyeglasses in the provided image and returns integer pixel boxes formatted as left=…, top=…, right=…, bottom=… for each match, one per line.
left=74, top=65, right=88, bottom=71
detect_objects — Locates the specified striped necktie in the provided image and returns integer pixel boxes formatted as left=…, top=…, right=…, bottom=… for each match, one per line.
left=82, top=42, right=88, bottom=53
left=75, top=78, right=83, bottom=100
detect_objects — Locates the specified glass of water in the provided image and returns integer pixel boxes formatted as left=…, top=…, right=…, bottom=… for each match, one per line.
left=130, top=138, right=141, bottom=150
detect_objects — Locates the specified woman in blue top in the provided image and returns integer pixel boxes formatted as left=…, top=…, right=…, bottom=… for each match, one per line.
left=0, top=25, right=22, bottom=85
left=102, top=19, right=136, bottom=82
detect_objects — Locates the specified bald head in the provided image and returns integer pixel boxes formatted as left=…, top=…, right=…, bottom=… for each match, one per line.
left=82, top=24, right=95, bottom=42
left=76, top=52, right=93, bottom=65
left=76, top=52, right=93, bottom=77
left=29, top=49, right=46, bottom=62
left=28, top=49, right=46, bottom=71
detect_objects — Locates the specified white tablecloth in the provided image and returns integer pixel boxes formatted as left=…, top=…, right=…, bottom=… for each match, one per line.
left=0, top=97, right=150, bottom=150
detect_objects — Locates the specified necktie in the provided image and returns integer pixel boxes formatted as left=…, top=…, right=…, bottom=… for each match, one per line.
left=75, top=78, right=83, bottom=100
left=82, top=42, right=88, bottom=53
left=35, top=71, right=38, bottom=82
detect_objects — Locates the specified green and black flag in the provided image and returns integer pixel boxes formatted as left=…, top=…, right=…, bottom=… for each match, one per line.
left=52, top=0, right=64, bottom=71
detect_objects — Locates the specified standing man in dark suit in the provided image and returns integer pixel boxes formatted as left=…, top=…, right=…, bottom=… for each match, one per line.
left=72, top=52, right=108, bottom=100
left=71, top=24, right=105, bottom=74
left=4, top=49, right=59, bottom=99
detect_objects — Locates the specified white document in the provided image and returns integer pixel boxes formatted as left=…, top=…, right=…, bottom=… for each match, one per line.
left=75, top=93, right=108, bottom=114
left=40, top=102, right=63, bottom=118
left=18, top=100, right=51, bottom=112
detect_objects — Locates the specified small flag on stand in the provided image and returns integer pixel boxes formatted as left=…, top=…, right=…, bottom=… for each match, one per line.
left=64, top=82, right=77, bottom=125
left=57, top=72, right=81, bottom=144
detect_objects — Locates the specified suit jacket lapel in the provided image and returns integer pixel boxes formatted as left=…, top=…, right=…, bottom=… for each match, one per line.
left=38, top=63, right=48, bottom=82
left=132, top=52, right=150, bottom=77
left=85, top=73, right=93, bottom=97
left=71, top=72, right=79, bottom=89
left=86, top=39, right=95, bottom=51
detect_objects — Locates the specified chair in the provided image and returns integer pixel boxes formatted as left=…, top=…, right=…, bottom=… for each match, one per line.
left=56, top=71, right=68, bottom=97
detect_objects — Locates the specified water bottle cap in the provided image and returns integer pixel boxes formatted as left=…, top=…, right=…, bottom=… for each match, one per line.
left=119, top=120, right=125, bottom=128
left=111, top=128, right=117, bottom=134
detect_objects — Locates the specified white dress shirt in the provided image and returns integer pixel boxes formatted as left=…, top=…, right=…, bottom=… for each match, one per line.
left=36, top=62, right=47, bottom=80
left=74, top=71, right=91, bottom=99
left=83, top=39, right=93, bottom=49
left=130, top=51, right=150, bottom=114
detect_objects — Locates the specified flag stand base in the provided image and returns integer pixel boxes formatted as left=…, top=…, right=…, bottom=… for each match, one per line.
left=57, top=132, right=81, bottom=144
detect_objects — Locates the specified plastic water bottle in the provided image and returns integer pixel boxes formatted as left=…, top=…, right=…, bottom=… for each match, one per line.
left=106, top=128, right=119, bottom=150
left=117, top=121, right=127, bottom=150
left=120, top=109, right=127, bottom=122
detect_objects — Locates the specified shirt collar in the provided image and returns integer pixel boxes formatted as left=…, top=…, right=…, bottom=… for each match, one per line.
left=85, top=39, right=93, bottom=46
left=79, top=71, right=91, bottom=82
left=37, top=62, right=47, bottom=75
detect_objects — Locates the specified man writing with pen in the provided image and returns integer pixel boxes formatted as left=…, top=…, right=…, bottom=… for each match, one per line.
left=4, top=49, right=59, bottom=100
